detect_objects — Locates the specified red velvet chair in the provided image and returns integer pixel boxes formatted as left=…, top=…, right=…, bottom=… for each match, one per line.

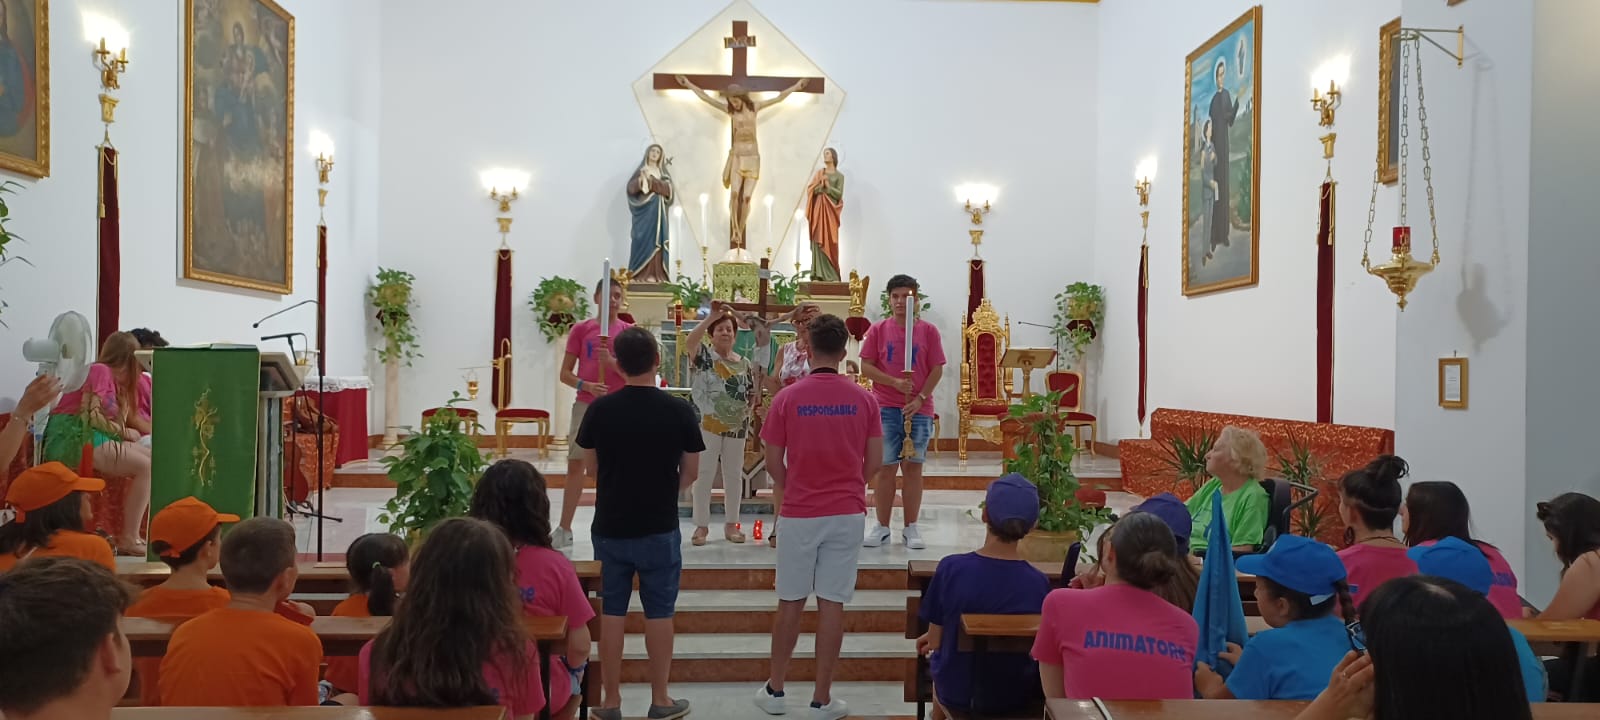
left=1046, top=370, right=1098, bottom=456
left=495, top=408, right=550, bottom=459
left=957, top=299, right=1012, bottom=461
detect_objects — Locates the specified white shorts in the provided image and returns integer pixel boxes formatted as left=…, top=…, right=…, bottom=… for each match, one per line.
left=775, top=514, right=865, bottom=604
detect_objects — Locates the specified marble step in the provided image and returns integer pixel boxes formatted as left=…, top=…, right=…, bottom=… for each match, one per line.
left=610, top=681, right=913, bottom=718
left=616, top=632, right=914, bottom=683
left=619, top=589, right=910, bottom=634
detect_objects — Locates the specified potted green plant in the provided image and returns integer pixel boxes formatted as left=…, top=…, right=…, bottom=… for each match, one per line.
left=1051, top=282, right=1105, bottom=368
left=528, top=276, right=591, bottom=343
left=1154, top=427, right=1217, bottom=494
left=1003, top=391, right=1113, bottom=562
left=0, top=181, right=27, bottom=326
left=378, top=393, right=488, bottom=539
left=1275, top=431, right=1333, bottom=542
left=666, top=273, right=713, bottom=312
left=771, top=270, right=811, bottom=306
left=878, top=289, right=932, bottom=319
left=370, top=268, right=420, bottom=446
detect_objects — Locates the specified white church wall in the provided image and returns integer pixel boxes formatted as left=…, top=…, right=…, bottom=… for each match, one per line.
left=0, top=0, right=383, bottom=410
left=1392, top=0, right=1533, bottom=585
left=1093, top=0, right=1403, bottom=444
left=1521, top=0, right=1595, bottom=605
left=374, top=0, right=1100, bottom=435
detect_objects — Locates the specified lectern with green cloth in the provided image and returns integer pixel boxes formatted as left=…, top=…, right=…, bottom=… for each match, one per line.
left=147, top=347, right=304, bottom=525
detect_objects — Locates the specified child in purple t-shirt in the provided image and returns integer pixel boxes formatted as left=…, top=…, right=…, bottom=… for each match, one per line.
left=916, top=474, right=1051, bottom=718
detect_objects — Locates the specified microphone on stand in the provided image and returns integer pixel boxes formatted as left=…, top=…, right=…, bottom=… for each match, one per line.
left=259, top=332, right=308, bottom=344
left=253, top=299, right=318, bottom=329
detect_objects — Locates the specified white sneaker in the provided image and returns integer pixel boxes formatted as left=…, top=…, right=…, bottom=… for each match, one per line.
left=903, top=523, right=927, bottom=550
left=863, top=522, right=891, bottom=547
left=754, top=683, right=787, bottom=715
left=552, top=527, right=573, bottom=548
left=809, top=698, right=849, bottom=720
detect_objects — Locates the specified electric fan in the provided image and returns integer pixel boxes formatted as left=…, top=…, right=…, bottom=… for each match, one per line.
left=21, top=311, right=94, bottom=429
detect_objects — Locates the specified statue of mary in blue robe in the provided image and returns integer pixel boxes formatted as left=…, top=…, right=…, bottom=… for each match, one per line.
left=627, top=144, right=674, bottom=283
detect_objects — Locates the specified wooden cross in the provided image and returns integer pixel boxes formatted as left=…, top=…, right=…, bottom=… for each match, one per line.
left=725, top=257, right=796, bottom=321
left=651, top=20, right=827, bottom=95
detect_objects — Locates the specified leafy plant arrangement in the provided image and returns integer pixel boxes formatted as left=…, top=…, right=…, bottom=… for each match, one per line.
left=379, top=393, right=488, bottom=538
left=1274, top=431, right=1331, bottom=540
left=1155, top=427, right=1217, bottom=493
left=1052, top=282, right=1106, bottom=367
left=528, top=276, right=590, bottom=342
left=369, top=268, right=421, bottom=365
left=666, top=273, right=713, bottom=311
left=1003, top=391, right=1113, bottom=537
left=770, top=270, right=811, bottom=306
left=878, top=289, right=933, bottom=319
left=0, top=181, right=28, bottom=327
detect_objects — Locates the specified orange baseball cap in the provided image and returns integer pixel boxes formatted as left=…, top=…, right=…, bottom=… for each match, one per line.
left=3, top=462, right=105, bottom=520
left=150, top=497, right=240, bottom=557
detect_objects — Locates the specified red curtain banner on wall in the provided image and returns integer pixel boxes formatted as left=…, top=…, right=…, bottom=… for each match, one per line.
left=1137, top=243, right=1149, bottom=430
left=96, top=146, right=120, bottom=347
left=317, top=225, right=328, bottom=372
left=966, top=258, right=985, bottom=327
left=1316, top=181, right=1336, bottom=423
left=492, top=249, right=513, bottom=409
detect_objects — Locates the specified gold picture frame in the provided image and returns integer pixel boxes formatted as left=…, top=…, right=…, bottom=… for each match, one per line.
left=1378, top=17, right=1401, bottom=186
left=1182, top=6, right=1262, bottom=297
left=1438, top=356, right=1468, bottom=409
left=183, top=0, right=295, bottom=294
left=0, top=0, right=49, bottom=178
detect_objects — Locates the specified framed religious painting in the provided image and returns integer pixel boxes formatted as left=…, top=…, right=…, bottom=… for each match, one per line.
left=1182, top=6, right=1261, bottom=297
left=0, top=0, right=49, bottom=178
left=183, top=0, right=295, bottom=293
left=1378, top=17, right=1402, bottom=185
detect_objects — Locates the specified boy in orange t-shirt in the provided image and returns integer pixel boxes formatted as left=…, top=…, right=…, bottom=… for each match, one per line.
left=158, top=517, right=323, bottom=706
left=125, top=496, right=239, bottom=704
left=0, top=558, right=134, bottom=720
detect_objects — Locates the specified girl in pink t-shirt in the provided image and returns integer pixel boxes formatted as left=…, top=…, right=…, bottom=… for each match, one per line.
left=1531, top=493, right=1600, bottom=622
left=1402, top=481, right=1523, bottom=618
left=1032, top=513, right=1199, bottom=700
left=360, top=518, right=545, bottom=719
left=470, top=459, right=595, bottom=719
left=1335, top=456, right=1415, bottom=607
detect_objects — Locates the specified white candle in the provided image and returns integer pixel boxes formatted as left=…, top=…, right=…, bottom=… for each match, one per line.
left=698, top=193, right=709, bottom=252
left=798, top=217, right=808, bottom=271
left=765, top=195, right=774, bottom=252
left=601, top=258, right=611, bottom=336
left=671, top=206, right=683, bottom=268
left=905, top=291, right=916, bottom=372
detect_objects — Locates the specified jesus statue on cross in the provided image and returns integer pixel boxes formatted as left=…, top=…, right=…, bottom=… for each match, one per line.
left=676, top=75, right=808, bottom=260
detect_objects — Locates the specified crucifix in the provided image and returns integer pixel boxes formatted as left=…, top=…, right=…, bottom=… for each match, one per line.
left=654, top=20, right=825, bottom=260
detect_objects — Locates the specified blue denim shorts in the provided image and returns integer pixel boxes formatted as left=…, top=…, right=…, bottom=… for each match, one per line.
left=881, top=406, right=934, bottom=464
left=593, top=529, right=682, bottom=619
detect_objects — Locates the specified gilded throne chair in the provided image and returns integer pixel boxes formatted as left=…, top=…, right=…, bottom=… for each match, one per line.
left=957, top=299, right=1012, bottom=461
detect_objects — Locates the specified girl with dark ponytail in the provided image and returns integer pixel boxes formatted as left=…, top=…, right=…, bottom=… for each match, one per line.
left=1335, top=455, right=1414, bottom=606
left=1031, top=513, right=1200, bottom=700
left=1197, top=535, right=1359, bottom=701
left=324, top=533, right=409, bottom=696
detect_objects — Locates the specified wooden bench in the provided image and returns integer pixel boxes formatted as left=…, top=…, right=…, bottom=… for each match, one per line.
left=118, top=560, right=603, bottom=596
left=113, top=708, right=507, bottom=719
left=959, top=613, right=1271, bottom=654
left=1045, top=699, right=1600, bottom=719
left=123, top=615, right=565, bottom=720
left=1510, top=618, right=1600, bottom=702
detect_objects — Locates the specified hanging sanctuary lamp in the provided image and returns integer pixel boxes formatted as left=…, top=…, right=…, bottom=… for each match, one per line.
left=1361, top=26, right=1463, bottom=310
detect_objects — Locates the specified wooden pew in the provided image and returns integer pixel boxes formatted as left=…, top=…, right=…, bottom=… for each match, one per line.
left=1509, top=618, right=1600, bottom=702
left=118, top=560, right=603, bottom=597
left=1045, top=699, right=1600, bottom=719
left=958, top=613, right=1271, bottom=655
left=123, top=615, right=566, bottom=720
left=113, top=708, right=507, bottom=719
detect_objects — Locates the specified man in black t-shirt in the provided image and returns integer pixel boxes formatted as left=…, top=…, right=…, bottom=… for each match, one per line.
left=575, top=325, right=703, bottom=720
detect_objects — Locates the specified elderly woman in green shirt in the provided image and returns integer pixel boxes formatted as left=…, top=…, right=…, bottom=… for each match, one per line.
left=1186, top=425, right=1271, bottom=554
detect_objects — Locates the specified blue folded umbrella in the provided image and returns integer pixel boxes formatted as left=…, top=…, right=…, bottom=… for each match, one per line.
left=1192, top=490, right=1248, bottom=677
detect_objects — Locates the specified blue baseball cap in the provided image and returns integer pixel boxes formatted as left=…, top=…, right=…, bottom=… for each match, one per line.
left=986, top=473, right=1040, bottom=528
left=1132, top=493, right=1192, bottom=553
left=1407, top=537, right=1492, bottom=595
left=1236, top=535, right=1349, bottom=603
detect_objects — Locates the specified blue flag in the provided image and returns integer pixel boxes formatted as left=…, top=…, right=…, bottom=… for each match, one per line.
left=1192, top=489, right=1248, bottom=676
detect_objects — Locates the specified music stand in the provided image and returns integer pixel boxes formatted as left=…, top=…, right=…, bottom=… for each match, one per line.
left=1001, top=347, right=1058, bottom=399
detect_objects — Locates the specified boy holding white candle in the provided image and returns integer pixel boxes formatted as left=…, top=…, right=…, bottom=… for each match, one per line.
left=859, top=274, right=945, bottom=550
left=554, top=269, right=631, bottom=548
